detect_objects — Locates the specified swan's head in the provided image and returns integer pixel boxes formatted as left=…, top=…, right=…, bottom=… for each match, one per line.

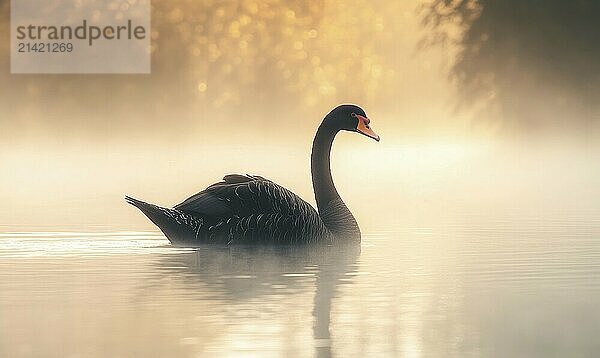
left=326, top=104, right=380, bottom=142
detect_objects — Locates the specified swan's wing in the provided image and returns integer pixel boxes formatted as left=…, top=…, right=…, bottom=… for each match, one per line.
left=174, top=174, right=318, bottom=220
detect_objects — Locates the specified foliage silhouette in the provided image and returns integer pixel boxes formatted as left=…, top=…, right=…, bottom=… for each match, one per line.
left=422, top=0, right=600, bottom=127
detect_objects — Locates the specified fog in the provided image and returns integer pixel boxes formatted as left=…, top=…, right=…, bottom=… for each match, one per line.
left=1, top=0, right=599, bottom=230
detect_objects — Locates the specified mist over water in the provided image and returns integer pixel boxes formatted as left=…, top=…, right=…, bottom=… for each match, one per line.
left=2, top=136, right=599, bottom=356
left=1, top=0, right=600, bottom=356
left=1, top=138, right=599, bottom=231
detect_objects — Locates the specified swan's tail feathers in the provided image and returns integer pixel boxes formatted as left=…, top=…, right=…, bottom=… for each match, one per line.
left=125, top=195, right=206, bottom=245
left=124, top=195, right=147, bottom=208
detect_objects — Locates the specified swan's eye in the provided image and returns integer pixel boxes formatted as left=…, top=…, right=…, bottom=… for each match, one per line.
left=351, top=113, right=357, bottom=118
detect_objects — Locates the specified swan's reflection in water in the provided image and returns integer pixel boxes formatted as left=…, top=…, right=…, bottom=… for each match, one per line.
left=151, top=243, right=360, bottom=357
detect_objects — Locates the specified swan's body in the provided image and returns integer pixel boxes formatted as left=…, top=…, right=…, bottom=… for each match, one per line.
left=126, top=174, right=330, bottom=245
left=126, top=105, right=379, bottom=245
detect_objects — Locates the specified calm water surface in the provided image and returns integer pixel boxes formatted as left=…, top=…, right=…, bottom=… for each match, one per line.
left=1, top=217, right=600, bottom=357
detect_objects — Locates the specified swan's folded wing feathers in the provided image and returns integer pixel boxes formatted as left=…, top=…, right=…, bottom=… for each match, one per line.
left=223, top=174, right=252, bottom=184
left=173, top=191, right=232, bottom=217
left=174, top=174, right=319, bottom=222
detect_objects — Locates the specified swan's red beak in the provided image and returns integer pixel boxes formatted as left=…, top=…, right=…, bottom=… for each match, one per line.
left=355, top=114, right=380, bottom=142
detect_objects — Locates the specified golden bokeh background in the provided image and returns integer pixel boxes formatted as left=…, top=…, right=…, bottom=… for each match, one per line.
left=0, top=0, right=465, bottom=139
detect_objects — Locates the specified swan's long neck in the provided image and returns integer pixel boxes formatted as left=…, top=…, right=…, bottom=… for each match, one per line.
left=311, top=123, right=360, bottom=239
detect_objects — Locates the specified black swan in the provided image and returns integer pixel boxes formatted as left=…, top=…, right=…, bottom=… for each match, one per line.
left=126, top=104, right=380, bottom=245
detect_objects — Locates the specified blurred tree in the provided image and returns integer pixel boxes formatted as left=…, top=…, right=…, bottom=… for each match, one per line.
left=422, top=0, right=600, bottom=129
